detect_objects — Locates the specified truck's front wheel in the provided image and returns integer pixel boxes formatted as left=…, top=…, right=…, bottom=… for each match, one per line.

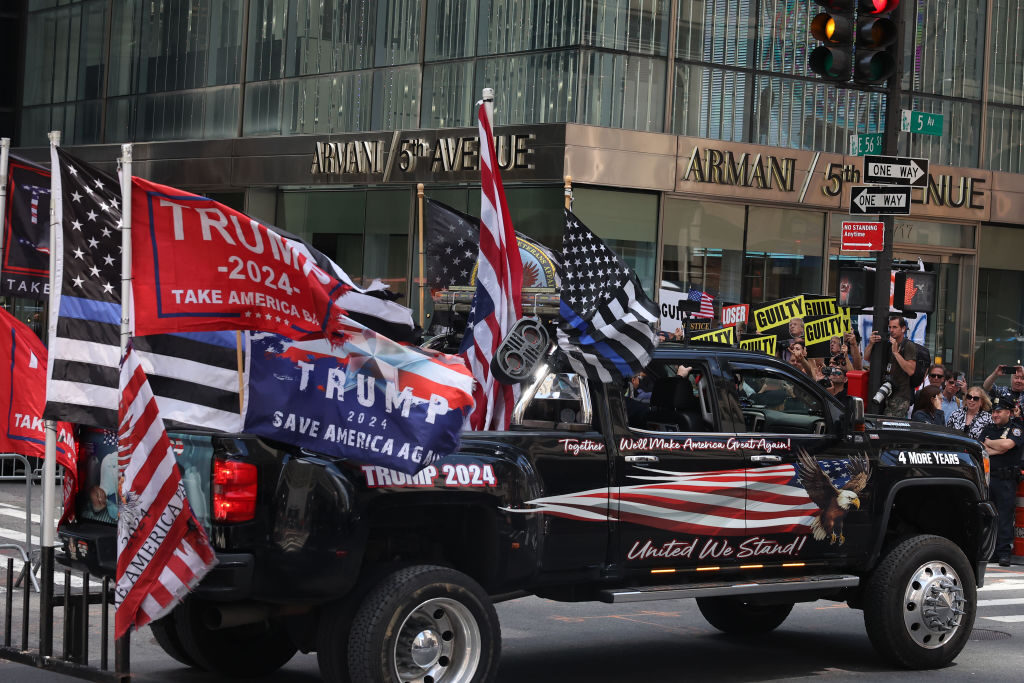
left=345, top=565, right=500, bottom=683
left=696, top=597, right=794, bottom=634
left=863, top=535, right=976, bottom=669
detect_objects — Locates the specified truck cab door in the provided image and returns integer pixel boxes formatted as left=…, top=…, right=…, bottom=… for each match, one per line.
left=727, top=361, right=875, bottom=566
left=612, top=357, right=750, bottom=575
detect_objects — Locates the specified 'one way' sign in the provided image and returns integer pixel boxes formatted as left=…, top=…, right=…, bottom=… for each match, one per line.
left=849, top=185, right=912, bottom=215
left=863, top=155, right=929, bottom=187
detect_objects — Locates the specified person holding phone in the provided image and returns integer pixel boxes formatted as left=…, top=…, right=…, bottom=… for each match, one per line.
left=983, top=363, right=1024, bottom=415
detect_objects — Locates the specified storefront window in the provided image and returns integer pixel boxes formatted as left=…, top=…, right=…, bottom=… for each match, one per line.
left=976, top=225, right=1024, bottom=380
left=275, top=189, right=412, bottom=303
left=572, top=187, right=658, bottom=296
left=744, top=207, right=825, bottom=303
left=662, top=198, right=744, bottom=304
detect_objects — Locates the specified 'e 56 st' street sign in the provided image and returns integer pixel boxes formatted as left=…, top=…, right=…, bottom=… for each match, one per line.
left=849, top=185, right=912, bottom=215
left=863, top=155, right=929, bottom=187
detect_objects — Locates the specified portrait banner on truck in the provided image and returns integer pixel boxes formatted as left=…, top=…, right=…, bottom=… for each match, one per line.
left=131, top=177, right=346, bottom=341
left=244, top=323, right=475, bottom=475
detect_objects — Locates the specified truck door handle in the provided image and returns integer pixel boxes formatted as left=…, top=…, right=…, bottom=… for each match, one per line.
left=625, top=455, right=660, bottom=463
left=750, top=455, right=782, bottom=464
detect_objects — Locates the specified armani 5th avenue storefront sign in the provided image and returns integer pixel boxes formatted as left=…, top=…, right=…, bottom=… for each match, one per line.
left=672, top=136, right=989, bottom=223
left=308, top=126, right=564, bottom=183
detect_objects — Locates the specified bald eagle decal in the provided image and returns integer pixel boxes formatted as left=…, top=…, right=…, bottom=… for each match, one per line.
left=796, top=449, right=871, bottom=545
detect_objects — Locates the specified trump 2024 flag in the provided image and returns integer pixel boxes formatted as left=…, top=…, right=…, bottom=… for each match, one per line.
left=115, top=346, right=216, bottom=638
left=0, top=308, right=77, bottom=520
left=131, top=177, right=345, bottom=341
left=244, top=320, right=474, bottom=475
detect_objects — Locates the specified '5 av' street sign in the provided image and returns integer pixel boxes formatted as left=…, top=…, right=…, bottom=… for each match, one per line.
left=863, top=155, right=929, bottom=187
left=849, top=185, right=911, bottom=215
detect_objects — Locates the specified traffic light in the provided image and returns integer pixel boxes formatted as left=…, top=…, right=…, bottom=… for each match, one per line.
left=854, top=0, right=900, bottom=84
left=809, top=1, right=855, bottom=82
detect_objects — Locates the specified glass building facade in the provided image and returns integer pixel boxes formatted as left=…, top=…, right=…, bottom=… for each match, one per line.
left=14, top=0, right=1024, bottom=380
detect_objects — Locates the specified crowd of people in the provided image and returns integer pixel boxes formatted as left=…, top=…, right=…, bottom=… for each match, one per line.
left=779, top=312, right=1023, bottom=567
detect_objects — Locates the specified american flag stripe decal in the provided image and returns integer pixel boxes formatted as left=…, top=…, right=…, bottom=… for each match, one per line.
left=502, top=464, right=822, bottom=537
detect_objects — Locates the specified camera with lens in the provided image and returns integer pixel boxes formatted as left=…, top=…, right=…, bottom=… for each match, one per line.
left=872, top=380, right=894, bottom=407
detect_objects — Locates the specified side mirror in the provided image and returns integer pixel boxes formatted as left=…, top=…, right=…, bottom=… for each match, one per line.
left=849, top=396, right=866, bottom=432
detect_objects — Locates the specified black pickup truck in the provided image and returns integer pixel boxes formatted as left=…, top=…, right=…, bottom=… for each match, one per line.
left=58, top=344, right=998, bottom=681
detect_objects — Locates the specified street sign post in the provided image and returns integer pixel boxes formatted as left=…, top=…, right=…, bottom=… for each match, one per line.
left=863, top=154, right=929, bottom=187
left=900, top=110, right=943, bottom=136
left=849, top=185, right=911, bottom=215
left=841, top=221, right=884, bottom=251
left=849, top=133, right=884, bottom=156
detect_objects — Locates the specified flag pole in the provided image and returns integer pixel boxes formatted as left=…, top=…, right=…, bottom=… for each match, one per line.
left=563, top=175, right=572, bottom=211
left=119, top=144, right=133, bottom=356
left=0, top=138, right=10, bottom=292
left=116, top=141, right=133, bottom=674
left=417, top=183, right=425, bottom=328
left=236, top=331, right=244, bottom=414
left=40, top=130, right=61, bottom=657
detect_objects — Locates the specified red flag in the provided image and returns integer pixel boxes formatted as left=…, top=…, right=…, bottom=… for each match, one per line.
left=458, top=98, right=523, bottom=431
left=131, top=177, right=346, bottom=340
left=0, top=308, right=77, bottom=521
left=115, top=346, right=216, bottom=638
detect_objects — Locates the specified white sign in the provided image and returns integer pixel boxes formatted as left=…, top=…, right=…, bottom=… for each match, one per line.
left=658, top=287, right=690, bottom=334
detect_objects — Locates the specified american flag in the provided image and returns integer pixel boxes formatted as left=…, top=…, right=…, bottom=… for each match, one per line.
left=114, top=345, right=216, bottom=638
left=502, top=462, right=861, bottom=536
left=43, top=147, right=243, bottom=431
left=688, top=287, right=715, bottom=319
left=554, top=210, right=658, bottom=384
left=458, top=98, right=523, bottom=431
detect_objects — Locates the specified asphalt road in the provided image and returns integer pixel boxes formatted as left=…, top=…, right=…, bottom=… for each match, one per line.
left=3, top=482, right=1024, bottom=682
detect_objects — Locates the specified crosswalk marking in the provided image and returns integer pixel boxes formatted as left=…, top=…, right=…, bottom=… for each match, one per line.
left=980, top=615, right=1024, bottom=623
left=977, top=597, right=1024, bottom=607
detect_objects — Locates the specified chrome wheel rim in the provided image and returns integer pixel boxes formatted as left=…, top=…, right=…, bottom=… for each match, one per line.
left=902, top=560, right=967, bottom=649
left=392, top=597, right=481, bottom=683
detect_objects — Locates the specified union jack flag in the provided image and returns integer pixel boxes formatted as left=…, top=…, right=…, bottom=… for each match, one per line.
left=459, top=95, right=523, bottom=431
left=502, top=463, right=856, bottom=536
left=688, top=287, right=715, bottom=319
left=115, top=346, right=216, bottom=638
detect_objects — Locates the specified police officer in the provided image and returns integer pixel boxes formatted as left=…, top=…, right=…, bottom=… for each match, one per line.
left=981, top=395, right=1024, bottom=566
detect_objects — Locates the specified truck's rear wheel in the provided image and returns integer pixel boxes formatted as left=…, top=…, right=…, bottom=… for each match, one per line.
left=696, top=597, right=794, bottom=634
left=172, top=598, right=298, bottom=677
left=863, top=534, right=976, bottom=669
left=148, top=611, right=196, bottom=667
left=347, top=565, right=500, bottom=683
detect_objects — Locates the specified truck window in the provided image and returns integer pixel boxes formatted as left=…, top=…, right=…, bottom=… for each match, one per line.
left=517, top=372, right=593, bottom=430
left=628, top=361, right=717, bottom=433
left=736, top=369, right=826, bottom=434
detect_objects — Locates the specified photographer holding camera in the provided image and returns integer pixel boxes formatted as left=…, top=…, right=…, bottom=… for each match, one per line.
left=983, top=362, right=1024, bottom=416
left=865, top=315, right=920, bottom=419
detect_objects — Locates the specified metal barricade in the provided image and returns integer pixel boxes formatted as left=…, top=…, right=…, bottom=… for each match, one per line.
left=0, top=454, right=39, bottom=592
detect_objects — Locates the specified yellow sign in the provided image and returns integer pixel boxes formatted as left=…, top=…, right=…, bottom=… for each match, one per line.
left=839, top=306, right=852, bottom=332
left=804, top=296, right=838, bottom=319
left=691, top=326, right=735, bottom=345
left=804, top=314, right=848, bottom=347
left=739, top=335, right=778, bottom=356
left=752, top=295, right=805, bottom=333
